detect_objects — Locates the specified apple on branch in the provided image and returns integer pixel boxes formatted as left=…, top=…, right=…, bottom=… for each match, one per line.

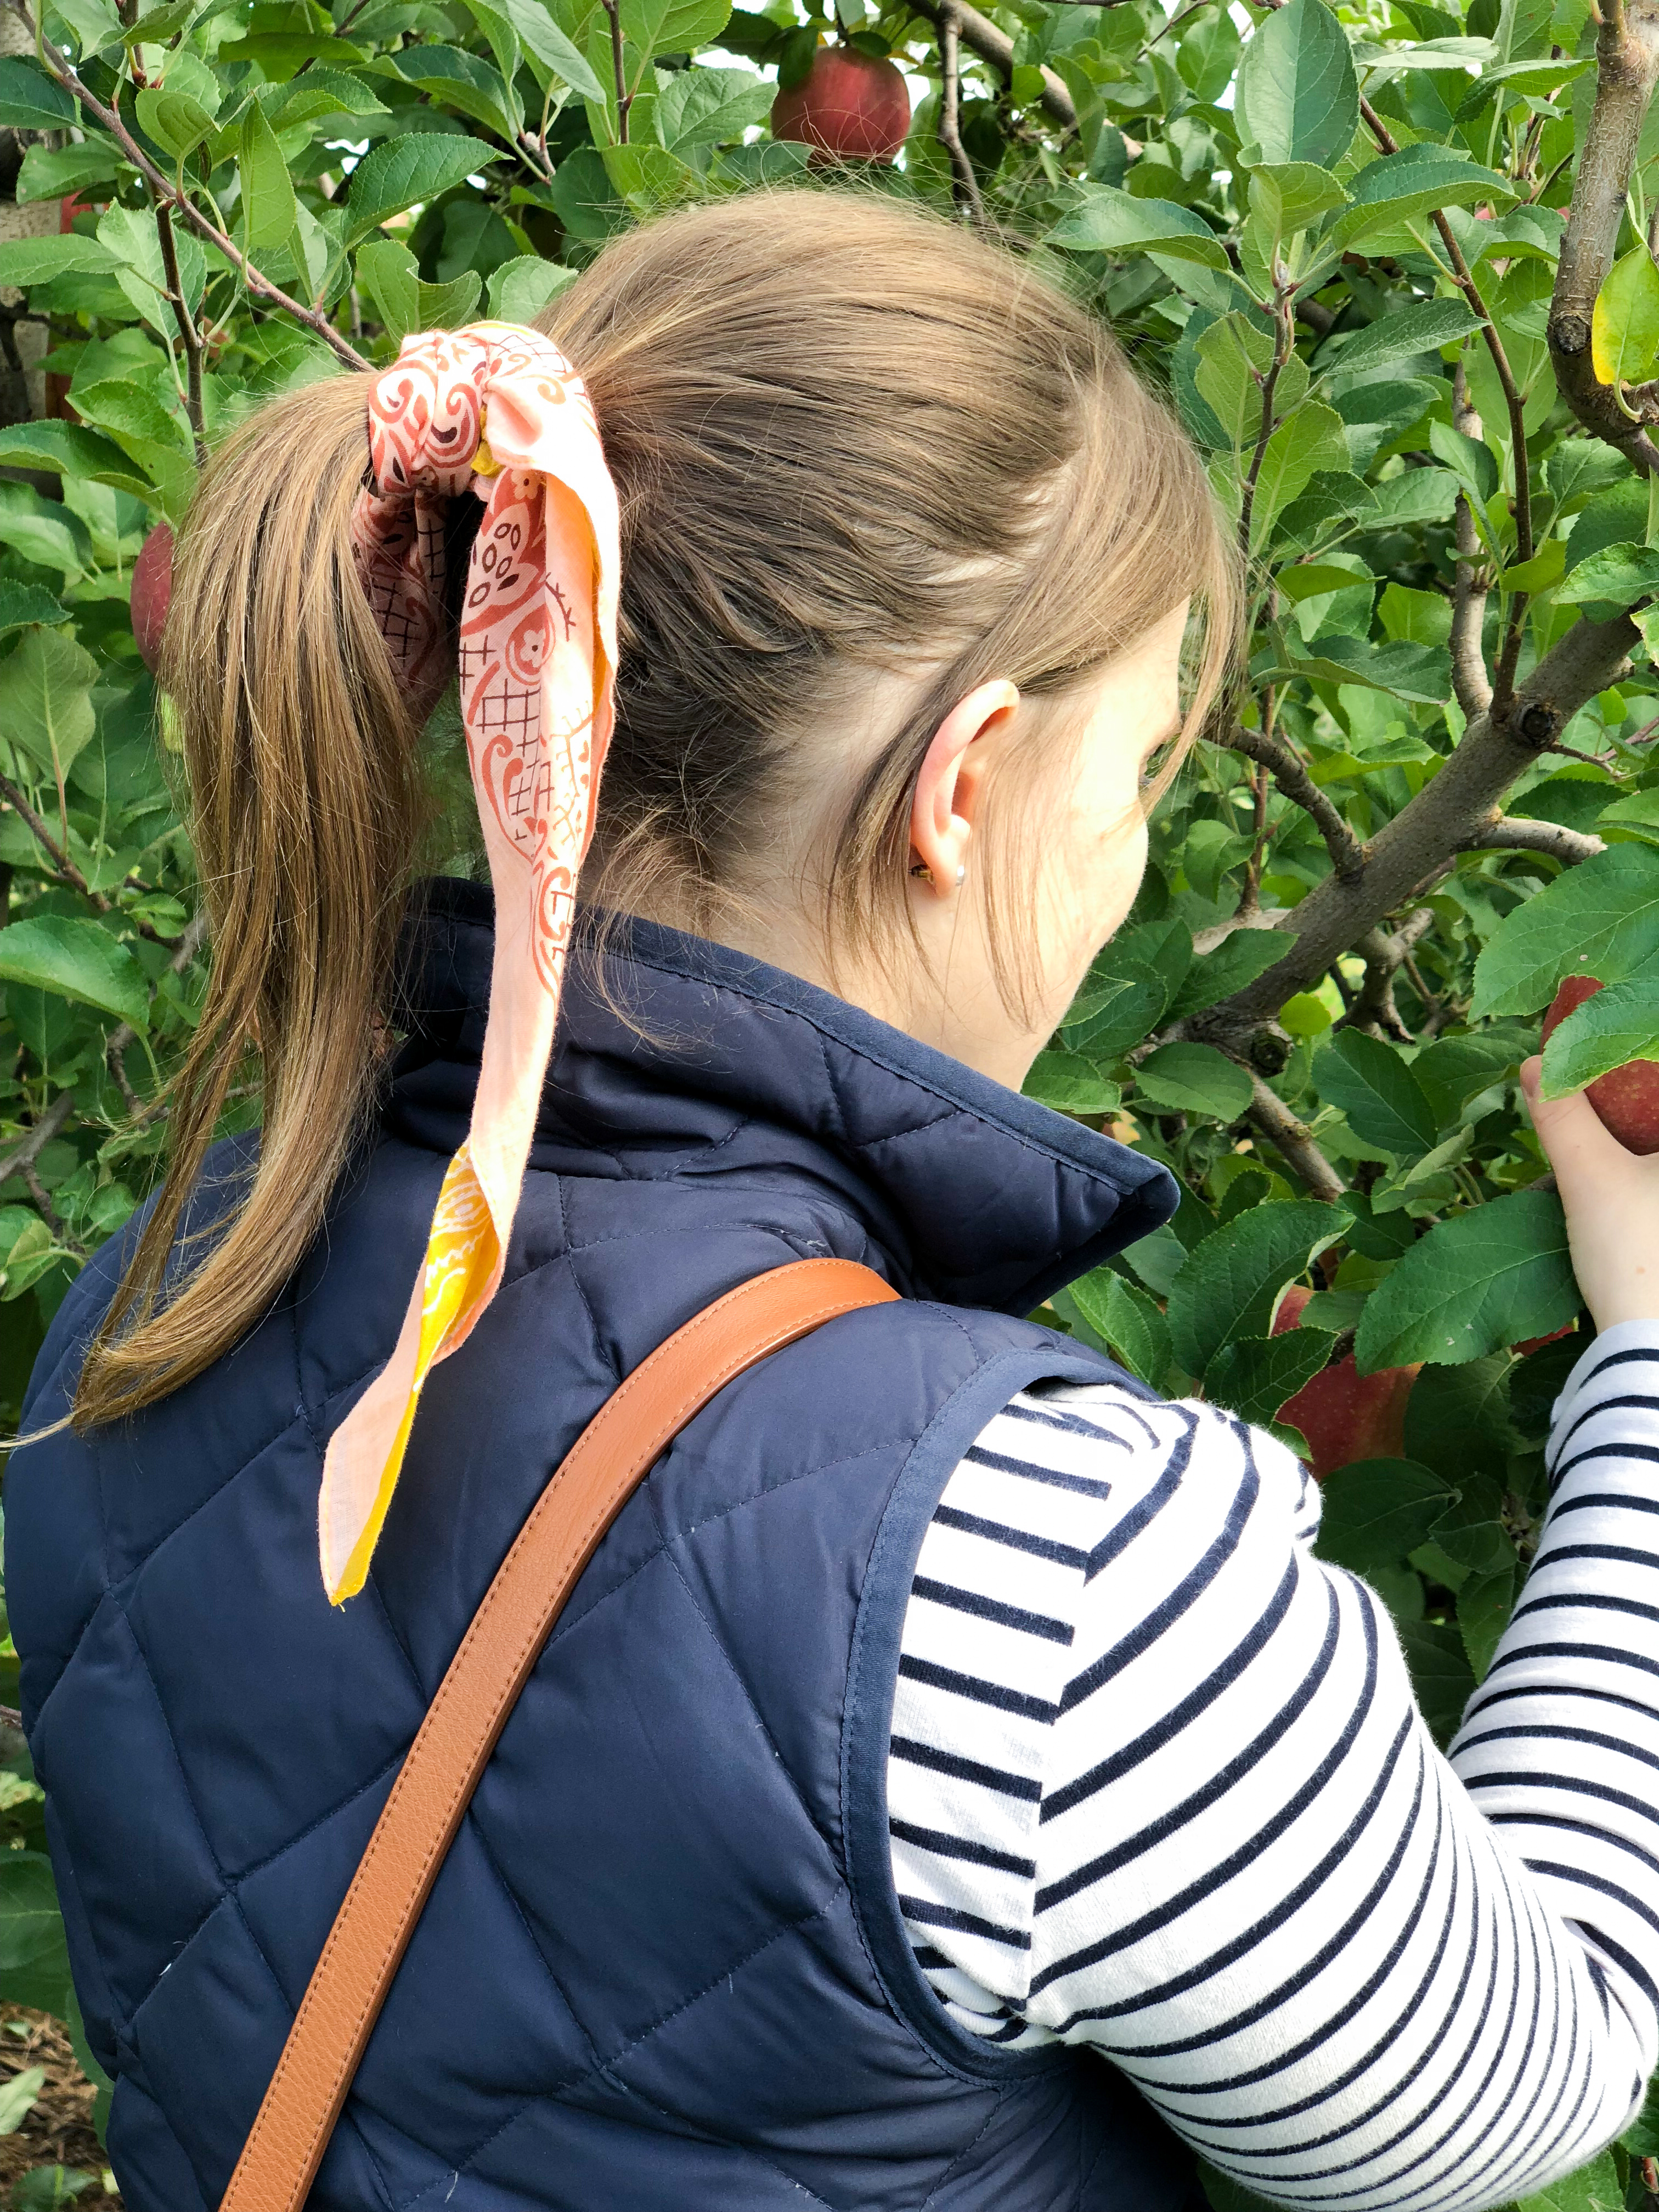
left=1541, top=975, right=1659, bottom=1155
left=131, top=524, right=173, bottom=678
left=771, top=43, right=912, bottom=164
left=1271, top=1284, right=1420, bottom=1480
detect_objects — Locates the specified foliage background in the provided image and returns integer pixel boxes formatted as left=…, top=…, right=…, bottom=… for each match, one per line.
left=1, top=0, right=1659, bottom=2189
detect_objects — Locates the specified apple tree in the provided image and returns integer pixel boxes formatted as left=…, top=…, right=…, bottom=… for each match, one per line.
left=2, top=0, right=1659, bottom=2182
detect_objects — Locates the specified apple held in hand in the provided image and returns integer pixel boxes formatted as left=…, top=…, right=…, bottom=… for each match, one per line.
left=771, top=45, right=911, bottom=163
left=131, top=523, right=173, bottom=677
left=1271, top=1284, right=1420, bottom=1480
left=1541, top=975, right=1659, bottom=1155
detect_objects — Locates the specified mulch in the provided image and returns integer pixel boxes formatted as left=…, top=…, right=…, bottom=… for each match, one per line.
left=0, top=2007, right=117, bottom=2208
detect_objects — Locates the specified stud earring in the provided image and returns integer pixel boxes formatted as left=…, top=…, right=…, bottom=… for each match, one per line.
left=954, top=861, right=967, bottom=887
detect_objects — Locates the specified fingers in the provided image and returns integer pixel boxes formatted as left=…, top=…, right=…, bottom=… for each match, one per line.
left=1520, top=1056, right=1633, bottom=1197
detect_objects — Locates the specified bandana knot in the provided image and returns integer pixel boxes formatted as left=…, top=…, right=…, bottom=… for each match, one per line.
left=321, top=321, right=620, bottom=1605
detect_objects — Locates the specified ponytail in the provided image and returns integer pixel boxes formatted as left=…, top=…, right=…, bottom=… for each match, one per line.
left=71, top=376, right=428, bottom=1430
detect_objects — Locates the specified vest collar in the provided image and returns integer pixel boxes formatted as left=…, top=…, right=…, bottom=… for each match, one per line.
left=391, top=877, right=1178, bottom=1316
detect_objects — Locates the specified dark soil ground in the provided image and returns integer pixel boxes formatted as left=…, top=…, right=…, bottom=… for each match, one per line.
left=0, top=2007, right=116, bottom=2209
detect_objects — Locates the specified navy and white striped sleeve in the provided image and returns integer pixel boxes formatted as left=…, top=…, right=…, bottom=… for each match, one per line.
left=887, top=1340, right=1659, bottom=2212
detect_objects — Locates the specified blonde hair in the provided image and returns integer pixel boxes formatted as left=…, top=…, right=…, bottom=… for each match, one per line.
left=71, top=184, right=1237, bottom=1432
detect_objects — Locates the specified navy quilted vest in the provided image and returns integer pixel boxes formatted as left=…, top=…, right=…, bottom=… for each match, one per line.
left=8, top=881, right=1194, bottom=2212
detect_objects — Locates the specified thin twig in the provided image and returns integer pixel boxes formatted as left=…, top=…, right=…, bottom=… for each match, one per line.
left=1246, top=1071, right=1347, bottom=1203
left=0, top=772, right=95, bottom=900
left=0, top=1088, right=74, bottom=1190
left=1346, top=909, right=1436, bottom=1040
left=152, top=195, right=206, bottom=468
left=938, top=3, right=989, bottom=230
left=6, top=0, right=369, bottom=372
left=600, top=0, right=631, bottom=142
left=1216, top=723, right=1367, bottom=884
left=1238, top=286, right=1295, bottom=557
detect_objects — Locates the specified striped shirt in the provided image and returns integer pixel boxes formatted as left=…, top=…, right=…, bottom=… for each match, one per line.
left=888, top=1323, right=1659, bottom=2212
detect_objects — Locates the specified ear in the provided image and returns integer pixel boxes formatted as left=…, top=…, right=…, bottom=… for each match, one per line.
left=908, top=680, right=1020, bottom=894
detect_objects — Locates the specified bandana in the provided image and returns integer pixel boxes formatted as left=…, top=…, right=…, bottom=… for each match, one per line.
left=319, top=322, right=620, bottom=1605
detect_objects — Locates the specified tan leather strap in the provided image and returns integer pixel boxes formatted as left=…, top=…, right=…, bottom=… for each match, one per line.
left=222, top=1256, right=898, bottom=2212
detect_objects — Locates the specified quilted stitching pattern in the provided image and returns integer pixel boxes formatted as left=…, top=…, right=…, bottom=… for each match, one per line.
left=7, top=890, right=1189, bottom=2212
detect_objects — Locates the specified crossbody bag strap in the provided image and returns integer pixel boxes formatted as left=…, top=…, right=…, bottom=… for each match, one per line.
left=221, top=1255, right=899, bottom=2212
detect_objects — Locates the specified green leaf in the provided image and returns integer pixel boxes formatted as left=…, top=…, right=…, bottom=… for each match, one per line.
left=356, top=238, right=481, bottom=343
left=0, top=1854, right=72, bottom=2017
left=136, top=82, right=218, bottom=158
left=0, top=582, right=67, bottom=634
left=14, top=138, right=120, bottom=204
left=47, top=0, right=122, bottom=57
left=97, top=203, right=206, bottom=336
left=0, top=2068, right=44, bottom=2136
left=1622, top=2075, right=1659, bottom=2157
left=1539, top=972, right=1659, bottom=1094
left=657, top=62, right=775, bottom=148
left=0, top=916, right=147, bottom=1030
left=1457, top=1565, right=1515, bottom=1683
left=1354, top=1189, right=1580, bottom=1373
left=1023, top=1045, right=1120, bottom=1115
left=1166, top=1199, right=1352, bottom=1380
left=1315, top=1457, right=1458, bottom=1578
left=1168, top=929, right=1292, bottom=1019
left=343, top=134, right=506, bottom=248
left=1068, top=1267, right=1172, bottom=1389
left=1247, top=160, right=1347, bottom=238
left=1047, top=185, right=1229, bottom=269
left=1366, top=469, right=1462, bottom=526
left=375, top=43, right=520, bottom=137
left=1335, top=146, right=1515, bottom=247
left=1204, top=1328, right=1334, bottom=1425
left=1396, top=1615, right=1477, bottom=1748
left=1555, top=539, right=1659, bottom=606
left=1194, top=313, right=1278, bottom=453
left=1403, top=1356, right=1515, bottom=1483
left=1062, top=959, right=1170, bottom=1057
left=601, top=142, right=701, bottom=210
left=0, top=56, right=77, bottom=130
left=1234, top=0, right=1358, bottom=170
left=1592, top=243, right=1659, bottom=387
left=0, top=420, right=155, bottom=501
left=0, top=235, right=118, bottom=290
left=486, top=256, right=577, bottom=323
left=1251, top=401, right=1351, bottom=550
left=1312, top=1029, right=1439, bottom=1154
left=1513, top=2152, right=1625, bottom=2212
left=240, top=96, right=298, bottom=255
left=1429, top=417, right=1500, bottom=506
left=1285, top=635, right=1449, bottom=702
left=489, top=0, right=607, bottom=98
left=1132, top=1042, right=1253, bottom=1121
left=1322, top=297, right=1486, bottom=380
left=0, top=625, right=98, bottom=776
left=620, top=0, right=733, bottom=65
left=1472, top=844, right=1659, bottom=1014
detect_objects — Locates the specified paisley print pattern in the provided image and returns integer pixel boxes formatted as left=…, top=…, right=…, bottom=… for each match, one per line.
left=319, top=323, right=620, bottom=1605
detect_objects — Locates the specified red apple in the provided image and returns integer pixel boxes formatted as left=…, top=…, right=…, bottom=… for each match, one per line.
left=1271, top=1283, right=1420, bottom=1480
left=771, top=45, right=911, bottom=163
left=1514, top=1323, right=1575, bottom=1357
left=131, top=523, right=173, bottom=677
left=1541, top=974, right=1659, bottom=1155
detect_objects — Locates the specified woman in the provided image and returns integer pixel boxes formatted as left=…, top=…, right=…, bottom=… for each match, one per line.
left=8, top=190, right=1658, bottom=2212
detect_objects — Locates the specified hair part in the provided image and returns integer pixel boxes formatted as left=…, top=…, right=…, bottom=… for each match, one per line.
left=67, top=183, right=1237, bottom=1434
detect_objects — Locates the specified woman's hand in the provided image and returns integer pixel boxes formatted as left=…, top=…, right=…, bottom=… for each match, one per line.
left=1522, top=1055, right=1659, bottom=1332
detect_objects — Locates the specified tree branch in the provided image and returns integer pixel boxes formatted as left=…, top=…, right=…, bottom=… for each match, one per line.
left=1347, top=908, right=1436, bottom=1040
left=5, top=0, right=369, bottom=373
left=1450, top=360, right=1493, bottom=720
left=0, top=771, right=97, bottom=901
left=1188, top=606, right=1639, bottom=1047
left=0, top=1086, right=73, bottom=1190
left=1214, top=722, right=1367, bottom=884
left=1246, top=1071, right=1347, bottom=1203
left=1457, top=811, right=1608, bottom=863
left=901, top=0, right=1077, bottom=129
left=1547, top=0, right=1659, bottom=466
left=937, top=3, right=989, bottom=229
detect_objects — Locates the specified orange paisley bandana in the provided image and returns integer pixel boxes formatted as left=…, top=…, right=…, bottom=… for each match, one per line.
left=319, top=323, right=620, bottom=1605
